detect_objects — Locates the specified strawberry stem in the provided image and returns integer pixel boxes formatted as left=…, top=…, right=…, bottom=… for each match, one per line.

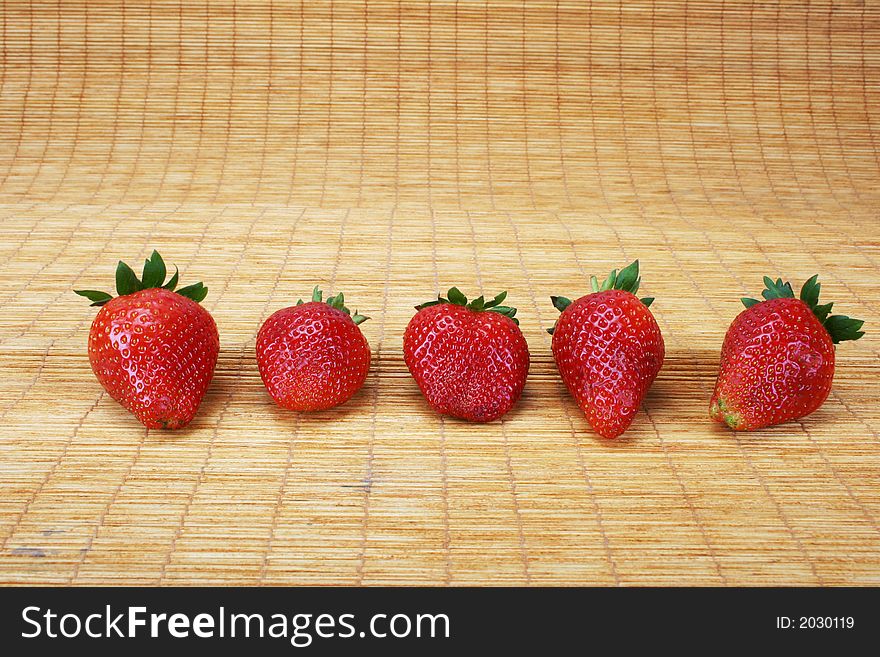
left=741, top=275, right=864, bottom=344
left=296, top=286, right=370, bottom=324
left=74, top=251, right=207, bottom=306
left=415, top=288, right=519, bottom=324
left=547, top=260, right=654, bottom=334
left=580, top=260, right=652, bottom=304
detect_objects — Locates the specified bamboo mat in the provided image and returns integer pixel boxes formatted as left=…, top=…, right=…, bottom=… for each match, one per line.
left=1, top=1, right=879, bottom=586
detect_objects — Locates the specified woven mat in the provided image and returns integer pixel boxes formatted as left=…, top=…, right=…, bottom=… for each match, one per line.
left=1, top=1, right=878, bottom=586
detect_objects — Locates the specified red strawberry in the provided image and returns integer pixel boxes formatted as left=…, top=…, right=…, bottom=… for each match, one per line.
left=549, top=261, right=664, bottom=439
left=403, top=288, right=530, bottom=422
left=256, top=287, right=371, bottom=411
left=710, top=275, right=864, bottom=431
left=75, top=251, right=219, bottom=429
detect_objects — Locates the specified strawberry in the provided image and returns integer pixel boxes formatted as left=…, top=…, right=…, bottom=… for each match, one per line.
left=710, top=275, right=864, bottom=431
left=403, top=288, right=529, bottom=422
left=75, top=251, right=219, bottom=429
left=549, top=260, right=664, bottom=439
left=256, top=287, right=371, bottom=411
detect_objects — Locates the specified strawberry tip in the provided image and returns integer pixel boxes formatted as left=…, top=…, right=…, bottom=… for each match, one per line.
left=711, top=397, right=744, bottom=430
left=722, top=412, right=744, bottom=430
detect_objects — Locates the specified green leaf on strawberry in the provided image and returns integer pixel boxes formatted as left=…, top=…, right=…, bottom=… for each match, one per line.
left=163, top=266, right=179, bottom=291
left=551, top=296, right=572, bottom=312
left=74, top=290, right=114, bottom=307
left=115, top=260, right=143, bottom=296
left=415, top=287, right=520, bottom=325
left=548, top=260, right=654, bottom=334
left=823, top=315, right=865, bottom=343
left=177, top=282, right=208, bottom=303
left=140, top=250, right=166, bottom=288
left=75, top=251, right=208, bottom=306
left=585, top=260, right=647, bottom=296
left=294, top=286, right=369, bottom=325
left=741, top=274, right=864, bottom=344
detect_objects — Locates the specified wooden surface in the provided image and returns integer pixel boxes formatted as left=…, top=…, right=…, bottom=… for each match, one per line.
left=1, top=1, right=879, bottom=585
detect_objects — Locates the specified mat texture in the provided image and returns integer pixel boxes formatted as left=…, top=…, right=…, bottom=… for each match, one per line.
left=1, top=1, right=879, bottom=585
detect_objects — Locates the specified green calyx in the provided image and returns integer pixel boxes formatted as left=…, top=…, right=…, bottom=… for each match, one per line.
left=74, top=250, right=207, bottom=306
left=586, top=259, right=653, bottom=306
left=297, top=286, right=368, bottom=325
left=415, top=287, right=519, bottom=325
left=547, top=260, right=653, bottom=334
left=741, top=275, right=864, bottom=344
